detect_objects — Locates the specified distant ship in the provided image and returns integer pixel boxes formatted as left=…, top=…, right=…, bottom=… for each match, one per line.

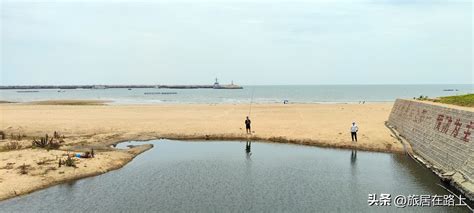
left=213, top=78, right=243, bottom=89
left=0, top=79, right=242, bottom=90
left=92, top=85, right=107, bottom=89
left=443, top=89, right=458, bottom=91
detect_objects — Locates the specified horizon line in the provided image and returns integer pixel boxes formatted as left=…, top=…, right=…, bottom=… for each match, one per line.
left=0, top=83, right=473, bottom=87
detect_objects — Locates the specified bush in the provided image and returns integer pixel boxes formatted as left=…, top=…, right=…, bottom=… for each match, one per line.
left=4, top=141, right=22, bottom=150
left=59, top=155, right=76, bottom=168
left=9, top=133, right=25, bottom=141
left=65, top=156, right=75, bottom=167
left=32, top=134, right=60, bottom=150
left=18, top=163, right=29, bottom=175
left=415, top=95, right=429, bottom=101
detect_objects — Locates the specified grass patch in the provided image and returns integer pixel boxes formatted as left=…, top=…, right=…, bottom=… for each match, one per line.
left=432, top=94, right=474, bottom=107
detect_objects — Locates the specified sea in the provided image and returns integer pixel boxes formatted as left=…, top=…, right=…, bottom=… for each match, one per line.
left=0, top=84, right=472, bottom=104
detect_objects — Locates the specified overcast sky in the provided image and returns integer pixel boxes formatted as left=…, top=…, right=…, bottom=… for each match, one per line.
left=1, top=0, right=472, bottom=85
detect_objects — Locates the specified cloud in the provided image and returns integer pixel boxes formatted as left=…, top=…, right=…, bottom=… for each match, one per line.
left=1, top=0, right=472, bottom=85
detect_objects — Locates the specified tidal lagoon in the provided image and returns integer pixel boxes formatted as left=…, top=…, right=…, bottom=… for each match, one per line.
left=0, top=140, right=470, bottom=212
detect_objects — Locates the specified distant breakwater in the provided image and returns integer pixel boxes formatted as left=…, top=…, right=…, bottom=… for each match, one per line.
left=0, top=84, right=243, bottom=90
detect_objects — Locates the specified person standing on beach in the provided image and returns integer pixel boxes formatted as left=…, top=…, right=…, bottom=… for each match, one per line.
left=245, top=116, right=252, bottom=134
left=351, top=122, right=358, bottom=142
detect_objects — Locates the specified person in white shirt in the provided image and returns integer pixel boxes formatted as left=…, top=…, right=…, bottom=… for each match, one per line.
left=351, top=122, right=359, bottom=142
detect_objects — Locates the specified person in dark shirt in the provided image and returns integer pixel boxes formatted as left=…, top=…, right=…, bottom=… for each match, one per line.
left=245, top=116, right=251, bottom=134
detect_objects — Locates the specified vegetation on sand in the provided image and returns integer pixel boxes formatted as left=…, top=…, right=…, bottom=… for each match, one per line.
left=59, top=155, right=76, bottom=168
left=4, top=141, right=22, bottom=150
left=32, top=134, right=61, bottom=150
left=433, top=94, right=474, bottom=107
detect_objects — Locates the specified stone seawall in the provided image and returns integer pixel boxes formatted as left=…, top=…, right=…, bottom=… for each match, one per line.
left=388, top=99, right=473, bottom=200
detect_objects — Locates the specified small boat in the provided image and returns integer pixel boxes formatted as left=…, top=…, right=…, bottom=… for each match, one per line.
left=92, top=85, right=107, bottom=89
left=212, top=78, right=243, bottom=89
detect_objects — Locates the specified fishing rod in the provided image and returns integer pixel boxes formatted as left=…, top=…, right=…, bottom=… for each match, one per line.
left=436, top=184, right=473, bottom=211
left=248, top=87, right=255, bottom=116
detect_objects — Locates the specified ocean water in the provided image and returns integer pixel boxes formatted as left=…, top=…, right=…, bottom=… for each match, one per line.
left=0, top=140, right=471, bottom=212
left=0, top=84, right=472, bottom=104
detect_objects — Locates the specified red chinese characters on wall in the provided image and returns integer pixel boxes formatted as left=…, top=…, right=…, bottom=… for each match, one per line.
left=463, top=122, right=473, bottom=142
left=433, top=113, right=472, bottom=143
left=451, top=119, right=462, bottom=138
left=435, top=114, right=444, bottom=131
left=441, top=116, right=452, bottom=134
left=394, top=103, right=472, bottom=143
left=413, top=109, right=428, bottom=124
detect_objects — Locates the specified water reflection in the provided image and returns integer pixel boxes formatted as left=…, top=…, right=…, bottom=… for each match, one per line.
left=350, top=149, right=358, bottom=177
left=245, top=141, right=252, bottom=160
left=1, top=140, right=471, bottom=212
left=391, top=153, right=474, bottom=208
left=351, top=149, right=357, bottom=165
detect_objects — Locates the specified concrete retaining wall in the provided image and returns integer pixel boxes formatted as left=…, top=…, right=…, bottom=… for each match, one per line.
left=388, top=99, right=473, bottom=199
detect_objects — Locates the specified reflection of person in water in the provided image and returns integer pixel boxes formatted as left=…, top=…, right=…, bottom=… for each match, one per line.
left=245, top=141, right=252, bottom=159
left=351, top=149, right=357, bottom=165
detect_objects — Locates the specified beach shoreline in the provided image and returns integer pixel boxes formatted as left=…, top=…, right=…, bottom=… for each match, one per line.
left=0, top=144, right=152, bottom=201
left=0, top=102, right=403, bottom=201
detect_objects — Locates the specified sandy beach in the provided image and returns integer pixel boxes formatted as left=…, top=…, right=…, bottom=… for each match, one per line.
left=0, top=102, right=403, bottom=201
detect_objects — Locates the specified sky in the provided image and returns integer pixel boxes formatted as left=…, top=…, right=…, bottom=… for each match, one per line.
left=0, top=0, right=472, bottom=85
